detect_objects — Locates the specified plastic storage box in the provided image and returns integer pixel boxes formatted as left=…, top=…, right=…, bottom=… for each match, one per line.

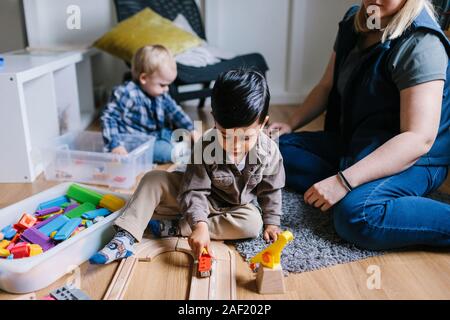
left=0, top=182, right=130, bottom=294
left=42, top=131, right=155, bottom=189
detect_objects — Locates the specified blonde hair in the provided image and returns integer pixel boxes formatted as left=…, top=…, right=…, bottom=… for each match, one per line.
left=131, top=45, right=176, bottom=82
left=354, top=0, right=437, bottom=42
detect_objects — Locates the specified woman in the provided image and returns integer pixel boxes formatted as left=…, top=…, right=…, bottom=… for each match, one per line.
left=270, top=0, right=450, bottom=250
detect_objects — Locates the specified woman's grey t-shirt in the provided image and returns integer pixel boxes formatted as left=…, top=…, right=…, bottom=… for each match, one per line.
left=334, top=30, right=448, bottom=97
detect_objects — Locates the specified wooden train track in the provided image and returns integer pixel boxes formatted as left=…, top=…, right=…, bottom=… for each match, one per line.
left=103, top=237, right=237, bottom=300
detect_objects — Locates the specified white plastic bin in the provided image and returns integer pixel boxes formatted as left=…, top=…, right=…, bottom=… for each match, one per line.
left=0, top=182, right=130, bottom=294
left=42, top=131, right=155, bottom=189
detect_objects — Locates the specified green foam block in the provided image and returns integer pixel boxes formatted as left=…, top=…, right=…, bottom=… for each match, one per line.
left=65, top=202, right=96, bottom=219
left=67, top=184, right=103, bottom=206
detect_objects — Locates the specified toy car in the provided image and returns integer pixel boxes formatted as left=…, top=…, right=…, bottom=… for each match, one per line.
left=197, top=249, right=212, bottom=278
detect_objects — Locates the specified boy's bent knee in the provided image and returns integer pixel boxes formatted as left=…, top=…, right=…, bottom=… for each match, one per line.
left=140, top=170, right=181, bottom=188
left=238, top=206, right=263, bottom=238
left=209, top=205, right=263, bottom=240
left=141, top=170, right=169, bottom=183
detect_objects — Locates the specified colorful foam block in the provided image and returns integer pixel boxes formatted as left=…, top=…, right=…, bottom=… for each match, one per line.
left=10, top=243, right=30, bottom=259
left=1, top=225, right=17, bottom=240
left=0, top=248, right=10, bottom=257
left=6, top=242, right=15, bottom=251
left=39, top=212, right=61, bottom=220
left=17, top=213, right=38, bottom=230
left=60, top=203, right=71, bottom=209
left=35, top=207, right=62, bottom=217
left=29, top=244, right=43, bottom=256
left=54, top=218, right=82, bottom=241
left=37, top=196, right=69, bottom=210
left=21, top=228, right=55, bottom=251
left=65, top=202, right=96, bottom=219
left=38, top=215, right=70, bottom=237
left=85, top=220, right=93, bottom=228
left=10, top=233, right=20, bottom=243
left=64, top=203, right=79, bottom=213
left=0, top=232, right=3, bottom=241
left=34, top=213, right=62, bottom=229
left=0, top=240, right=10, bottom=249
left=82, top=208, right=111, bottom=220
left=67, top=184, right=102, bottom=206
left=99, top=194, right=126, bottom=212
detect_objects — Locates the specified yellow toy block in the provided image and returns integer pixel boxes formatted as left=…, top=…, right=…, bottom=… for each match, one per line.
left=99, top=194, right=126, bottom=212
left=0, top=240, right=10, bottom=249
left=50, top=231, right=57, bottom=239
left=29, top=244, right=43, bottom=256
left=0, top=248, right=10, bottom=257
left=250, top=231, right=294, bottom=269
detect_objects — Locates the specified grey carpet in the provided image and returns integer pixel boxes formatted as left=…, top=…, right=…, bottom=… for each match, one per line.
left=233, top=189, right=450, bottom=273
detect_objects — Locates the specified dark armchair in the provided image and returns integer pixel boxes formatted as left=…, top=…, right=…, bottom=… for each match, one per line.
left=113, top=0, right=269, bottom=108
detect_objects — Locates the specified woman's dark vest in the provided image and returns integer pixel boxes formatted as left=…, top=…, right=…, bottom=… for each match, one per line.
left=326, top=5, right=450, bottom=168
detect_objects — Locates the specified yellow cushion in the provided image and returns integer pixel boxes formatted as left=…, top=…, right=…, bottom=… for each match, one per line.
left=94, top=8, right=202, bottom=62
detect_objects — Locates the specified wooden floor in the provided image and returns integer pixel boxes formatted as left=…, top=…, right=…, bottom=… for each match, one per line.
left=0, top=105, right=449, bottom=300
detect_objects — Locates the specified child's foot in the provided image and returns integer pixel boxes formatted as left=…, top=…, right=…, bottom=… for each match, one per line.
left=89, top=229, right=135, bottom=264
left=148, top=219, right=181, bottom=237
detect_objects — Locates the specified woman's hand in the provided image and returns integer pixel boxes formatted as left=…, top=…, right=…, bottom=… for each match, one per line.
left=267, top=122, right=292, bottom=137
left=304, top=175, right=349, bottom=212
left=263, top=225, right=282, bottom=243
left=188, top=221, right=211, bottom=259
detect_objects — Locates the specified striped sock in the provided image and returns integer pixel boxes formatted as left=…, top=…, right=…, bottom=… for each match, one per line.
left=89, top=229, right=135, bottom=265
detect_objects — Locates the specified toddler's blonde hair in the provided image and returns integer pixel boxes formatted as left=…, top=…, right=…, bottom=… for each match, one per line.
left=354, top=0, right=437, bottom=42
left=131, top=45, right=176, bottom=82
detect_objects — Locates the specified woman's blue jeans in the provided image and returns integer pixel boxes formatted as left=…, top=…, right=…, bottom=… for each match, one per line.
left=279, top=131, right=450, bottom=250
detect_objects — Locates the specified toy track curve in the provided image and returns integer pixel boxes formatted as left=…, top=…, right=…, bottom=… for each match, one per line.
left=103, top=237, right=237, bottom=300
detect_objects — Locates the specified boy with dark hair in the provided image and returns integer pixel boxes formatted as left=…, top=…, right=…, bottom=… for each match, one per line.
left=90, top=69, right=285, bottom=264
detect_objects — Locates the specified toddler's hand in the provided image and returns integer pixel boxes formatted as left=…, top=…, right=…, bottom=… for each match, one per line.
left=112, top=146, right=128, bottom=156
left=188, top=222, right=211, bottom=259
left=263, top=225, right=282, bottom=243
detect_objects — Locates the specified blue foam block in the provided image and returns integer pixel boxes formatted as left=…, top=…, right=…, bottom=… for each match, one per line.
left=82, top=208, right=110, bottom=220
left=1, top=225, right=17, bottom=240
left=54, top=218, right=82, bottom=241
left=37, top=196, right=70, bottom=210
left=38, top=215, right=70, bottom=236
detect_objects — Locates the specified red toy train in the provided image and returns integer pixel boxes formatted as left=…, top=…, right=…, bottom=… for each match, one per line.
left=197, top=248, right=212, bottom=278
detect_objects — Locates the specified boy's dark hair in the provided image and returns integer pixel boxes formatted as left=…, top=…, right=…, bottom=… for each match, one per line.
left=211, top=68, right=270, bottom=129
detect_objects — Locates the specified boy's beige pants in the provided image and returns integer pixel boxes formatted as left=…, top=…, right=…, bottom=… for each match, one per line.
left=114, top=170, right=263, bottom=242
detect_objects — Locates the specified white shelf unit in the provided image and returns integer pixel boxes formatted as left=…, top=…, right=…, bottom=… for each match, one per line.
left=0, top=49, right=99, bottom=183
